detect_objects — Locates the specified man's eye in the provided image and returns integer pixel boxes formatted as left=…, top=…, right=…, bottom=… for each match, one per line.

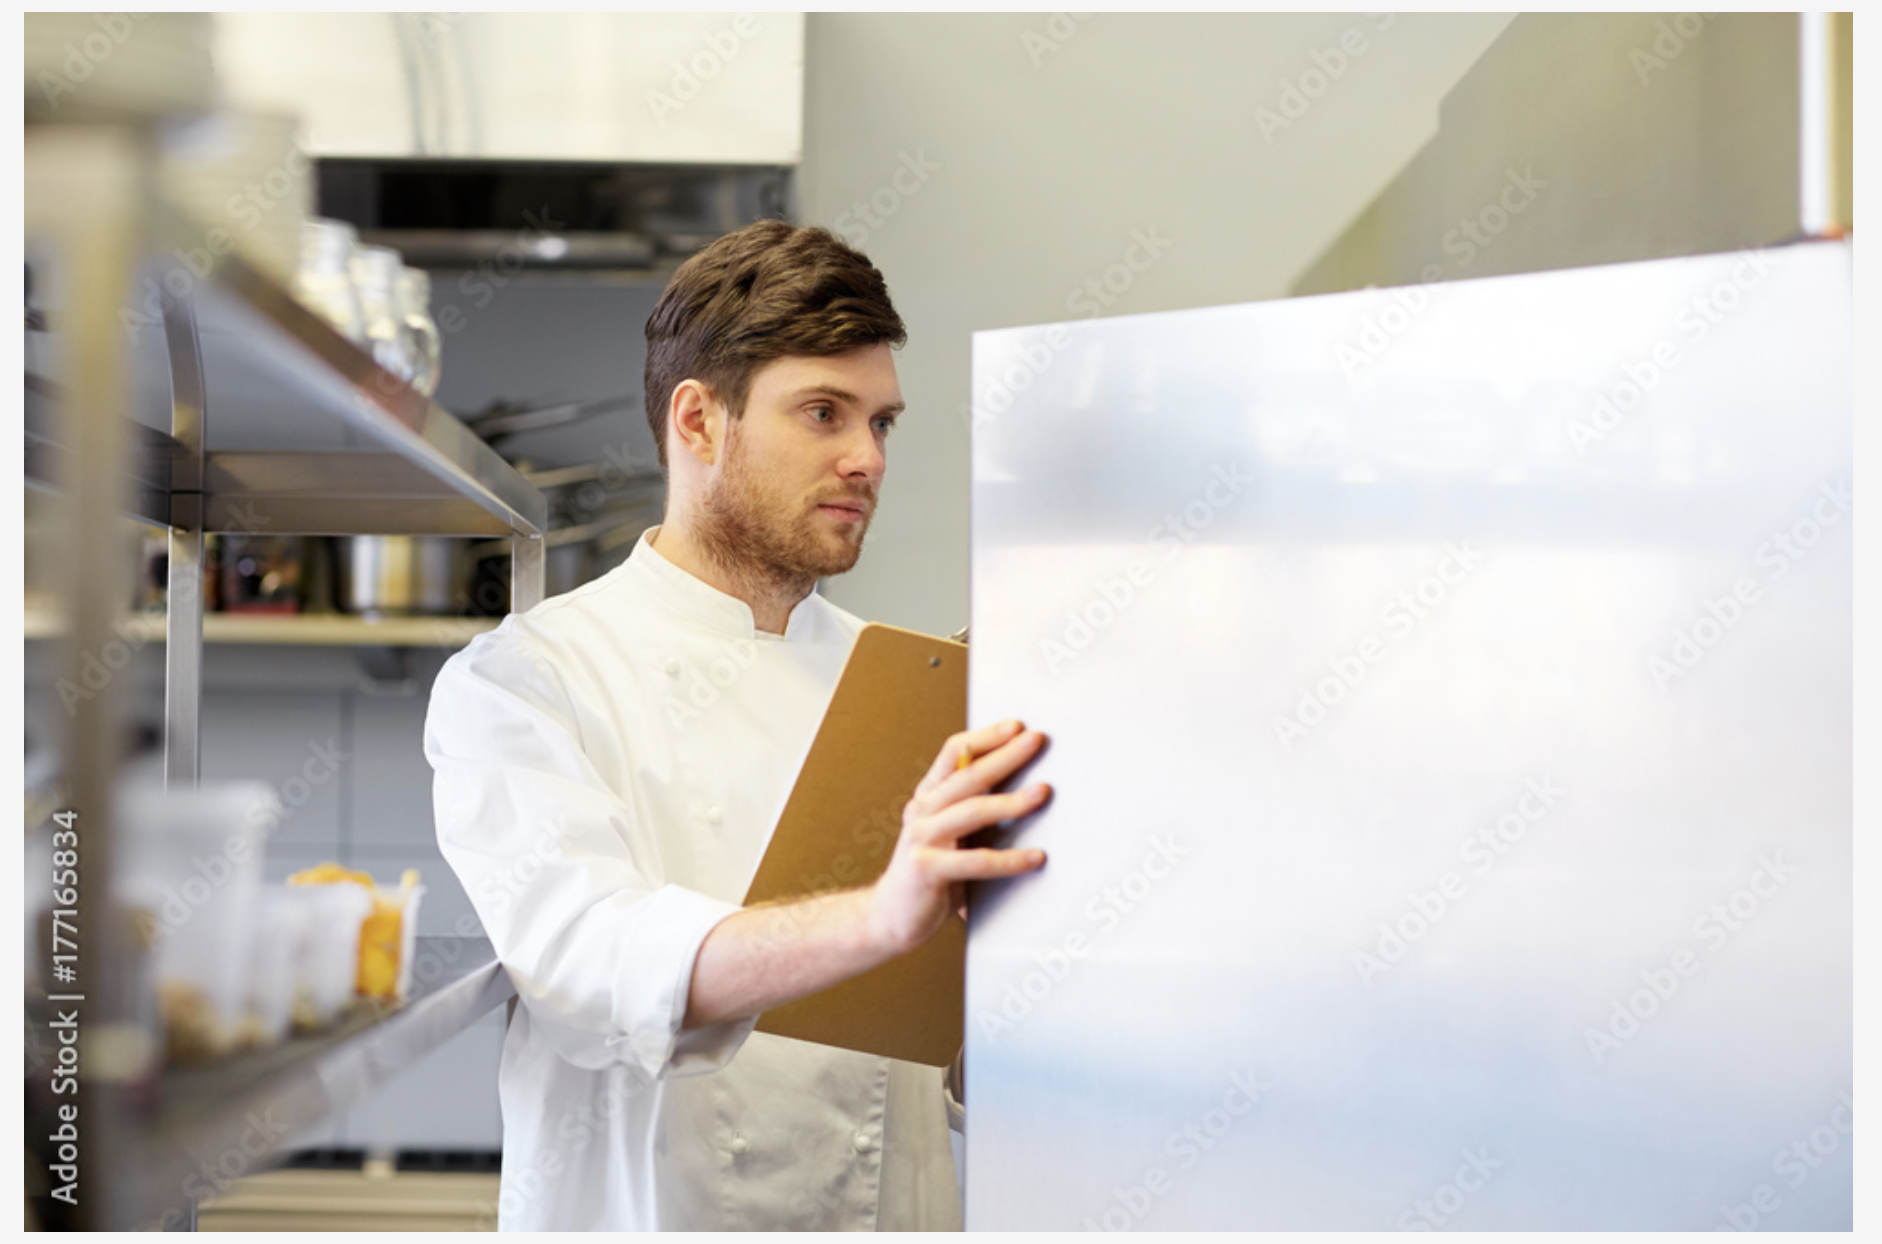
left=872, top=416, right=896, bottom=435
left=809, top=406, right=835, bottom=422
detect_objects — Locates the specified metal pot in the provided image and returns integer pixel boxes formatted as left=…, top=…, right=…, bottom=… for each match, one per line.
left=337, top=536, right=465, bottom=617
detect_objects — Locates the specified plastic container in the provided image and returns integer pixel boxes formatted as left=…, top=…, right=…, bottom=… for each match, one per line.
left=243, top=886, right=311, bottom=1046
left=360, top=877, right=425, bottom=1002
left=288, top=882, right=373, bottom=1029
left=285, top=865, right=425, bottom=1009
left=116, top=782, right=275, bottom=1061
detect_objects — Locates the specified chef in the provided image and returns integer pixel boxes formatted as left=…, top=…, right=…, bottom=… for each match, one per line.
left=424, top=219, right=1049, bottom=1230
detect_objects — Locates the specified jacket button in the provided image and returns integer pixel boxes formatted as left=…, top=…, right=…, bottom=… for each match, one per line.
left=705, top=806, right=724, bottom=825
left=660, top=657, right=680, bottom=676
left=729, top=1136, right=750, bottom=1155
left=852, top=1132, right=874, bottom=1153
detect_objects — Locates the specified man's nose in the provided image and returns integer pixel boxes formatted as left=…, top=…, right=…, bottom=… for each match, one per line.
left=839, top=422, right=886, bottom=481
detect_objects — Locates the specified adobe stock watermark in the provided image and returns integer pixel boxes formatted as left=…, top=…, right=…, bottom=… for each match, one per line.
left=1567, top=249, right=1777, bottom=454
left=663, top=634, right=764, bottom=731
left=975, top=831, right=1190, bottom=1043
left=963, top=323, right=1074, bottom=433
left=1081, top=1071, right=1272, bottom=1231
left=495, top=1079, right=623, bottom=1225
left=646, top=13, right=764, bottom=126
left=1337, top=166, right=1547, bottom=379
left=445, top=208, right=571, bottom=315
left=1038, top=461, right=1251, bottom=675
left=1646, top=479, right=1850, bottom=691
left=1630, top=13, right=1712, bottom=87
left=571, top=441, right=664, bottom=516
left=1397, top=1146, right=1505, bottom=1230
left=119, top=146, right=314, bottom=343
left=133, top=737, right=351, bottom=944
left=342, top=209, right=571, bottom=411
left=159, top=1106, right=293, bottom=1222
left=408, top=920, right=645, bottom=1229
left=1255, top=12, right=1396, bottom=144
left=1273, top=542, right=1486, bottom=750
left=963, top=230, right=1173, bottom=433
left=399, top=911, right=492, bottom=993
left=1353, top=775, right=1566, bottom=986
left=54, top=615, right=161, bottom=716
left=33, top=12, right=150, bottom=112
left=832, top=150, right=941, bottom=249
left=461, top=815, right=581, bottom=919
left=1583, top=852, right=1798, bottom=1065
left=1021, top=12, right=1094, bottom=67
left=1064, top=225, right=1176, bottom=319
left=52, top=500, right=272, bottom=716
left=744, top=825, right=905, bottom=959
left=1715, top=1093, right=1855, bottom=1232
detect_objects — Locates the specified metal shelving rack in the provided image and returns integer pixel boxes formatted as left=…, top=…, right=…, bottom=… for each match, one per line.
left=24, top=123, right=540, bottom=1230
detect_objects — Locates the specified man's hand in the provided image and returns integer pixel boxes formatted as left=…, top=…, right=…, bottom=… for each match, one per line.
left=683, top=720, right=1049, bottom=1030
left=866, top=720, right=1051, bottom=956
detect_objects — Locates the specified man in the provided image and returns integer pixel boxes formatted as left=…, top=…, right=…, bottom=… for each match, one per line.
left=424, top=220, right=1048, bottom=1230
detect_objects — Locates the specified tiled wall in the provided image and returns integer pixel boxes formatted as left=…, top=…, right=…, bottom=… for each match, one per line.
left=207, top=645, right=502, bottom=1153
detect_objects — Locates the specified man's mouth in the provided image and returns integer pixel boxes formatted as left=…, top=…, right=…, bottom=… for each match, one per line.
left=815, top=496, right=873, bottom=522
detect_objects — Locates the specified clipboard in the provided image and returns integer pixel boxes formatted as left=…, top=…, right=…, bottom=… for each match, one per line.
left=743, top=623, right=966, bottom=1066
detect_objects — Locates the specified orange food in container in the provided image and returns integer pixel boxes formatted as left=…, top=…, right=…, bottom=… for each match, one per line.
left=287, top=864, right=425, bottom=1003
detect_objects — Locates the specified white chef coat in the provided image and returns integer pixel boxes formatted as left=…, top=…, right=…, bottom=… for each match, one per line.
left=424, top=530, right=961, bottom=1231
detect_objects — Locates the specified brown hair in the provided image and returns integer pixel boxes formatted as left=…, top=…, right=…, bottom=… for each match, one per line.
left=643, top=220, right=906, bottom=470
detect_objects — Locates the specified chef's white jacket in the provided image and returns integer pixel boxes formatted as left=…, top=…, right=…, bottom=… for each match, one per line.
left=424, top=531, right=961, bottom=1230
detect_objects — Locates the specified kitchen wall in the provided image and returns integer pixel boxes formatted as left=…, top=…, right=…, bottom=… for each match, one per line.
left=1292, top=12, right=1852, bottom=294
left=795, top=13, right=1514, bottom=631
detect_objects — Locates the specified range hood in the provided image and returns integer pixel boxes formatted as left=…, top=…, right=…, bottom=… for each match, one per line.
left=317, top=159, right=794, bottom=273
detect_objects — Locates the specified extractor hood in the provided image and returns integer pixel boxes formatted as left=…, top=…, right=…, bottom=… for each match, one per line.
left=316, top=159, right=794, bottom=273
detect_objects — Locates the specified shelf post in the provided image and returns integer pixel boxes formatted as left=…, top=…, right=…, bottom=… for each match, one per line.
left=510, top=534, right=545, bottom=612
left=25, top=121, right=162, bottom=1231
left=161, top=296, right=207, bottom=787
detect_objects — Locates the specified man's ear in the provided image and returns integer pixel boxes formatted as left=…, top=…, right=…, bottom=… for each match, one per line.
left=669, top=379, right=725, bottom=468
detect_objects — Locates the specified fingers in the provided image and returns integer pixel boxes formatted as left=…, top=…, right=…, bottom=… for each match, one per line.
left=922, top=844, right=1047, bottom=883
left=918, top=723, right=1047, bottom=812
left=920, top=720, right=1027, bottom=791
left=902, top=720, right=1052, bottom=902
left=953, top=728, right=1046, bottom=797
left=909, top=781, right=1050, bottom=847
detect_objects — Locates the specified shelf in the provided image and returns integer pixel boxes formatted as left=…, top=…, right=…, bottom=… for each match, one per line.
left=54, top=938, right=513, bottom=1230
left=23, top=608, right=497, bottom=648
left=25, top=203, right=547, bottom=540
left=24, top=126, right=541, bottom=1230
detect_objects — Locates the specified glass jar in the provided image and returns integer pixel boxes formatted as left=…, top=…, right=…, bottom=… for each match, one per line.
left=349, top=244, right=414, bottom=381
left=395, top=267, right=442, bottom=397
left=294, top=218, right=367, bottom=345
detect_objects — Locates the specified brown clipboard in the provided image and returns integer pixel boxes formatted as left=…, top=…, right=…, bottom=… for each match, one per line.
left=742, top=623, right=966, bottom=1066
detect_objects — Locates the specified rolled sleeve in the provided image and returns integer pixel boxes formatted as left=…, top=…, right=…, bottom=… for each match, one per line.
left=426, top=627, right=749, bottom=1081
left=605, top=882, right=756, bottom=1077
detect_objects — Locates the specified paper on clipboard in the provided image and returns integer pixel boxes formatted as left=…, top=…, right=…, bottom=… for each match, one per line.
left=743, top=623, right=966, bottom=1066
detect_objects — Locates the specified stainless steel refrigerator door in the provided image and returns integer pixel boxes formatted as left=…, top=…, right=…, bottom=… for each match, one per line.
left=964, top=243, right=1851, bottom=1231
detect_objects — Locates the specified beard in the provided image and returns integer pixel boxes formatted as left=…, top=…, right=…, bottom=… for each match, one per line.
left=694, top=426, right=875, bottom=591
